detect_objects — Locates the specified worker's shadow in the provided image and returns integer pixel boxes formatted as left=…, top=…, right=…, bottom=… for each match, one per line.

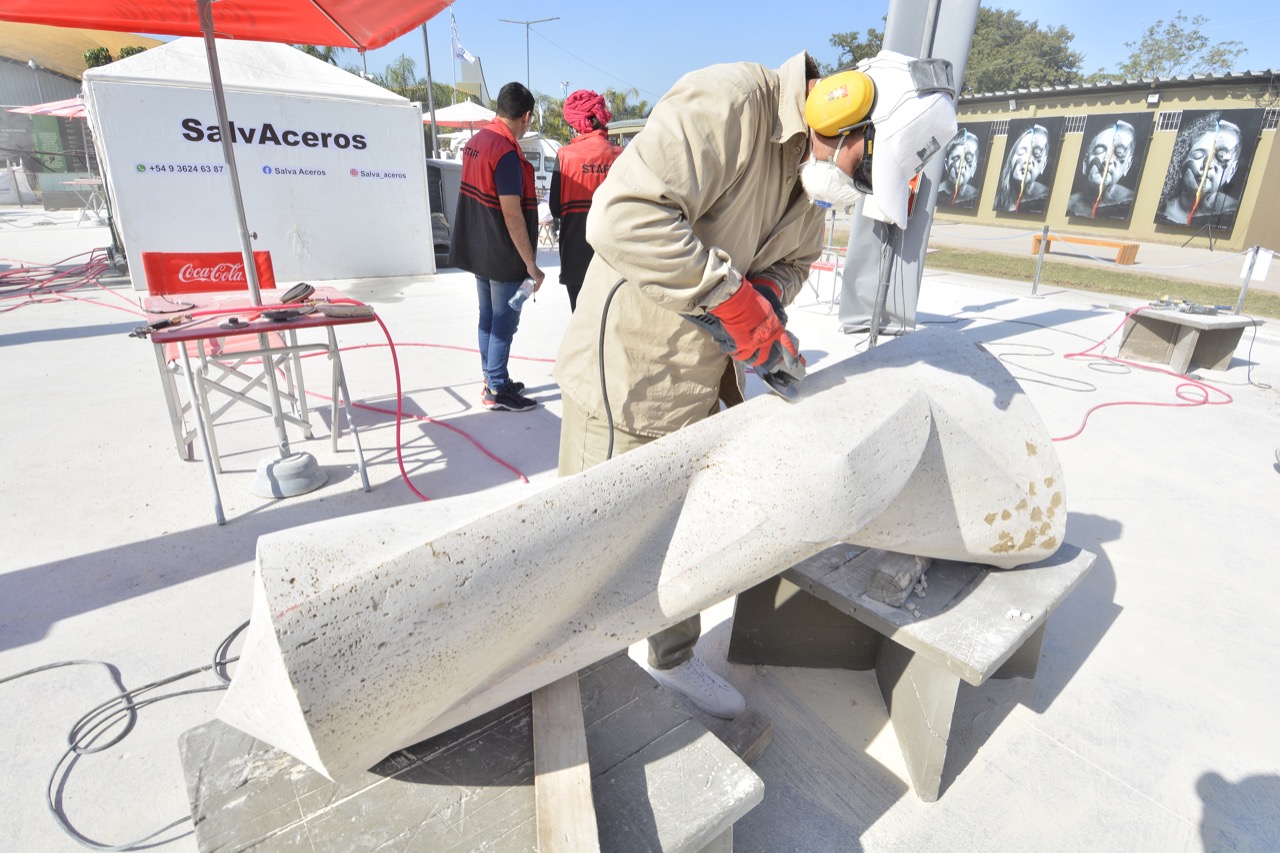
left=694, top=616, right=895, bottom=851
left=939, top=511, right=1122, bottom=796
left=1197, top=771, right=1280, bottom=851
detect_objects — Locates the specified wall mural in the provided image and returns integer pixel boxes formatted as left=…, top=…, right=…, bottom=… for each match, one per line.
left=1066, top=113, right=1154, bottom=222
left=1154, top=109, right=1263, bottom=231
left=937, top=123, right=990, bottom=210
left=993, top=116, right=1064, bottom=217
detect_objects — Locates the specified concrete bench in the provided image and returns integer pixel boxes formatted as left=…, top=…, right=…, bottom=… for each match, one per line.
left=1032, top=232, right=1139, bottom=265
left=1109, top=303, right=1263, bottom=375
left=728, top=543, right=1096, bottom=802
left=178, top=653, right=761, bottom=852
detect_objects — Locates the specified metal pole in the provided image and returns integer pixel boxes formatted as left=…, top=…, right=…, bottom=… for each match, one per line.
left=198, top=0, right=292, bottom=458
left=1234, top=246, right=1258, bottom=315
left=868, top=226, right=896, bottom=349
left=29, top=59, right=43, bottom=102
left=500, top=18, right=558, bottom=91
left=422, top=23, right=439, bottom=158
left=1031, top=225, right=1049, bottom=297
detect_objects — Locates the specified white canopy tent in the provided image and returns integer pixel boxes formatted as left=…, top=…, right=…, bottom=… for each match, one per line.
left=423, top=100, right=494, bottom=128
left=83, top=38, right=435, bottom=291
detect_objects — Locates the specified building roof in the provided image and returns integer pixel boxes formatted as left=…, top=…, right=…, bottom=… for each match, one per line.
left=962, top=67, right=1280, bottom=104
left=0, top=22, right=163, bottom=81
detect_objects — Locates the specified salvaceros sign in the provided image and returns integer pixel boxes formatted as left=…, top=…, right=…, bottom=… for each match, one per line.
left=181, top=119, right=368, bottom=150
left=141, top=251, right=277, bottom=295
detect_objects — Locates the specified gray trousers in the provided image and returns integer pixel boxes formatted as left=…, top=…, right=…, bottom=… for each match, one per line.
left=558, top=394, right=701, bottom=669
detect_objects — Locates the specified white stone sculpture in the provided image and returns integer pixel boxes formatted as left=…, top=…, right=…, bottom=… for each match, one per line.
left=218, top=327, right=1066, bottom=780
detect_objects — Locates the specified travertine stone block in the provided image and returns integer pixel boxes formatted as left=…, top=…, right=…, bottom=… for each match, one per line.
left=218, top=328, right=1066, bottom=780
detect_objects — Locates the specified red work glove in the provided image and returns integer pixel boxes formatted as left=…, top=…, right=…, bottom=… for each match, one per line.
left=705, top=280, right=799, bottom=368
left=750, top=278, right=787, bottom=326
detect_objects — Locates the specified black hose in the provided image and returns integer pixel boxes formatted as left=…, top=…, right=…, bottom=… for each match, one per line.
left=598, top=277, right=627, bottom=460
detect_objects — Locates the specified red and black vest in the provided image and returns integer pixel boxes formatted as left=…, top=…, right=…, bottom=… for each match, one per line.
left=449, top=120, right=537, bottom=282
left=550, top=129, right=622, bottom=287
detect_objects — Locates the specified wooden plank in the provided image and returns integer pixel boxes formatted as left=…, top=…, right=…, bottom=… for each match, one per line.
left=532, top=674, right=601, bottom=853
left=1032, top=234, right=1139, bottom=264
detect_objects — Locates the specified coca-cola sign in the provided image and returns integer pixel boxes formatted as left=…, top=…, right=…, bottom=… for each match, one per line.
left=178, top=262, right=245, bottom=284
left=142, top=251, right=276, bottom=296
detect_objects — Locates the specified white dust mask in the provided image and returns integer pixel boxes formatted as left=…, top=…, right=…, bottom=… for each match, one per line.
left=800, top=134, right=863, bottom=215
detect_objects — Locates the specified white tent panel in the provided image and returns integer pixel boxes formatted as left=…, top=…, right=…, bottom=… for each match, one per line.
left=83, top=38, right=433, bottom=291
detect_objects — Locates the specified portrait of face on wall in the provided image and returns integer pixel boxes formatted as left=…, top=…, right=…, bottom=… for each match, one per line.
left=1066, top=113, right=1154, bottom=222
left=993, top=117, right=1064, bottom=217
left=937, top=123, right=990, bottom=210
left=1154, top=109, right=1263, bottom=230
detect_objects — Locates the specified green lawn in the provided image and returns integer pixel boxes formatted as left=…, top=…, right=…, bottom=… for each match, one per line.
left=925, top=246, right=1280, bottom=319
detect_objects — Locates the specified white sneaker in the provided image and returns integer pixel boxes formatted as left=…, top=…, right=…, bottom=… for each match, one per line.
left=647, top=655, right=746, bottom=719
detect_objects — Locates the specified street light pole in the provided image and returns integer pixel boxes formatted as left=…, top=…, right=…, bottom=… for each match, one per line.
left=28, top=59, right=43, bottom=102
left=499, top=17, right=558, bottom=90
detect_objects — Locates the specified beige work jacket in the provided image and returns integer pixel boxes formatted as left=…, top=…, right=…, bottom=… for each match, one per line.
left=553, top=52, right=825, bottom=438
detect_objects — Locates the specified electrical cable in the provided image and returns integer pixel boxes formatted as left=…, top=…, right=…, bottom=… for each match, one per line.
left=1192, top=314, right=1271, bottom=390
left=922, top=306, right=1245, bottom=440
left=1051, top=304, right=1234, bottom=441
left=983, top=341, right=1099, bottom=393
left=0, top=249, right=118, bottom=313
left=1, top=621, right=249, bottom=851
left=300, top=307, right=531, bottom=499
left=599, top=278, right=628, bottom=460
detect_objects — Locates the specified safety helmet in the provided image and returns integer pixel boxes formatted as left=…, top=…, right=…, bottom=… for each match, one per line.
left=804, top=70, right=876, bottom=137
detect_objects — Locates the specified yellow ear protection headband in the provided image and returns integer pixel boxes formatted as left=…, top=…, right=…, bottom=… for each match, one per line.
left=805, top=69, right=877, bottom=192
left=804, top=70, right=876, bottom=136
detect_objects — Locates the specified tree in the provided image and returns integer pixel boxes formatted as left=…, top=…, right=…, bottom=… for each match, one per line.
left=602, top=88, right=650, bottom=122
left=962, top=7, right=1084, bottom=95
left=535, top=93, right=571, bottom=143
left=118, top=46, right=148, bottom=60
left=344, top=55, right=461, bottom=108
left=296, top=44, right=344, bottom=65
left=84, top=47, right=112, bottom=68
left=820, top=26, right=883, bottom=75
left=1114, top=12, right=1245, bottom=79
left=381, top=54, right=418, bottom=91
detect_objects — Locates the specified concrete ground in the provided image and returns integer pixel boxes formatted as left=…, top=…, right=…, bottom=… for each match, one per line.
left=2, top=207, right=1278, bottom=852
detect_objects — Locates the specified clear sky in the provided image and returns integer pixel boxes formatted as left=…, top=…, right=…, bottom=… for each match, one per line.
left=348, top=0, right=1279, bottom=106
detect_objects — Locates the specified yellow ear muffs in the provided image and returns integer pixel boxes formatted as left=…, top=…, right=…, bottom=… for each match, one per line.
left=805, top=70, right=876, bottom=137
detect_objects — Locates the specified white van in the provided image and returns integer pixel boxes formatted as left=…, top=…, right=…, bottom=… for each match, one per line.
left=439, top=130, right=561, bottom=200
left=519, top=132, right=561, bottom=200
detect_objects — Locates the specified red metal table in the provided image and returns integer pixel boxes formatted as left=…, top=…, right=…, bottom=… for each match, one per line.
left=145, top=287, right=372, bottom=524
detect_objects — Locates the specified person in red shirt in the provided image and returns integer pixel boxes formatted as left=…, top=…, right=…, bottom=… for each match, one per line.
left=448, top=82, right=544, bottom=412
left=550, top=90, right=623, bottom=311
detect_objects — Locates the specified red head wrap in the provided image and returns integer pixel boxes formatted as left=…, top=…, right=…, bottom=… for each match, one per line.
left=563, top=89, right=611, bottom=134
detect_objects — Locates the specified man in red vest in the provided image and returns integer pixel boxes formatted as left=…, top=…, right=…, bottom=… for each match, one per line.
left=448, top=82, right=544, bottom=412
left=550, top=90, right=623, bottom=311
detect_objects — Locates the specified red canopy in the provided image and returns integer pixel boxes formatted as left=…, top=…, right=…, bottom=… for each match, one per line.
left=0, top=0, right=453, bottom=50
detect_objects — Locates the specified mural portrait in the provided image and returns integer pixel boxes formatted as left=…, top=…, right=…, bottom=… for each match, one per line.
left=1155, top=109, right=1262, bottom=230
left=1066, top=113, right=1154, bottom=221
left=993, top=117, right=1064, bottom=217
left=937, top=123, right=989, bottom=210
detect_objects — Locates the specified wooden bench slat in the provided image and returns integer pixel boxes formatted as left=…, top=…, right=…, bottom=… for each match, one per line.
left=1031, top=233, right=1140, bottom=265
left=533, top=674, right=601, bottom=853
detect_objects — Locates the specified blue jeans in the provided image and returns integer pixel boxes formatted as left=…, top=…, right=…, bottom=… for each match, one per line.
left=475, top=276, right=523, bottom=390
